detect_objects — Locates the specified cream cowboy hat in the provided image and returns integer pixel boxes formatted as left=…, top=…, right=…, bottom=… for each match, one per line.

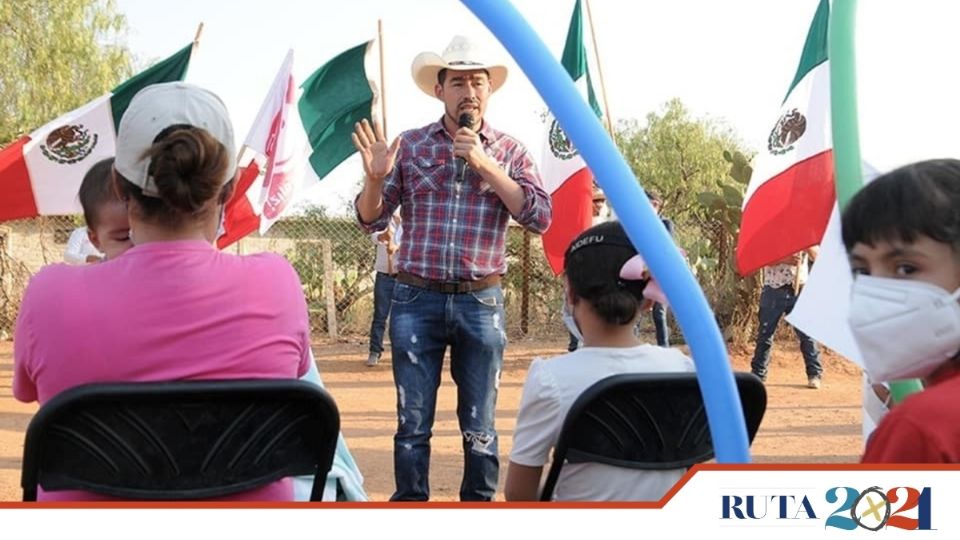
left=411, top=35, right=508, bottom=98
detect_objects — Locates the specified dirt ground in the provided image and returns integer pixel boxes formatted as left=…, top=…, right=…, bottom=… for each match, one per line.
left=0, top=336, right=864, bottom=502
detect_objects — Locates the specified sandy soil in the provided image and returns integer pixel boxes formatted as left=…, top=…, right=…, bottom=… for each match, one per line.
left=0, top=337, right=864, bottom=501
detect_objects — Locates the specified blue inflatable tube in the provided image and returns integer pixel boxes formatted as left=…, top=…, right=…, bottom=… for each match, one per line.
left=461, top=0, right=750, bottom=462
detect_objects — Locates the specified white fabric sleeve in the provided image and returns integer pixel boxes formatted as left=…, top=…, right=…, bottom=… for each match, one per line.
left=510, top=358, right=564, bottom=467
left=63, top=228, right=101, bottom=265
left=673, top=349, right=696, bottom=372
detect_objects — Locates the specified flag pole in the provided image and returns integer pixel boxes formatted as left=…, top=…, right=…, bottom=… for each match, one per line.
left=378, top=19, right=389, bottom=138
left=193, top=22, right=204, bottom=50
left=583, top=0, right=615, bottom=140
left=183, top=23, right=204, bottom=97
left=829, top=0, right=920, bottom=403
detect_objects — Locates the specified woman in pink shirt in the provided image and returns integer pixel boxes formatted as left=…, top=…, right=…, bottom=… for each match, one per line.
left=13, top=82, right=311, bottom=501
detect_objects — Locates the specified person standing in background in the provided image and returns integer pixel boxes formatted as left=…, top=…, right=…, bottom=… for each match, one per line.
left=749, top=248, right=824, bottom=388
left=367, top=213, right=402, bottom=367
left=645, top=189, right=674, bottom=347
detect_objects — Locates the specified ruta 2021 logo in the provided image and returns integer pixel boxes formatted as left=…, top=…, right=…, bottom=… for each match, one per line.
left=721, top=486, right=932, bottom=531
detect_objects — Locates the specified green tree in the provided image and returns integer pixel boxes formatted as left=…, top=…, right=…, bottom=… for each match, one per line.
left=0, top=0, right=132, bottom=145
left=695, top=150, right=762, bottom=341
left=616, top=99, right=757, bottom=340
left=617, top=99, right=743, bottom=220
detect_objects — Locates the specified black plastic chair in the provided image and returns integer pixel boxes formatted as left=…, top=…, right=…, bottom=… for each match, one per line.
left=539, top=371, right=766, bottom=501
left=21, top=379, right=340, bottom=501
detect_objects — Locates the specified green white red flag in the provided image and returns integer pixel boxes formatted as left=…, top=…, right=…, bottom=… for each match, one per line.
left=540, top=0, right=603, bottom=275
left=735, top=0, right=835, bottom=276
left=0, top=45, right=192, bottom=222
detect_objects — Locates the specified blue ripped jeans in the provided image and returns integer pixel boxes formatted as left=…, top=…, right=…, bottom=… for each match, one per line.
left=388, top=282, right=505, bottom=501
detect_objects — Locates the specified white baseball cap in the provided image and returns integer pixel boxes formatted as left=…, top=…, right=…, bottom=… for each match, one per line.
left=115, top=82, right=237, bottom=196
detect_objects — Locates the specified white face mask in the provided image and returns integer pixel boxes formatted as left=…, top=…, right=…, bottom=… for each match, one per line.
left=562, top=300, right=582, bottom=345
left=848, top=275, right=960, bottom=382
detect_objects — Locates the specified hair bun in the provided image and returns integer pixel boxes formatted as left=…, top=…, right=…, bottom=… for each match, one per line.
left=146, top=127, right=228, bottom=215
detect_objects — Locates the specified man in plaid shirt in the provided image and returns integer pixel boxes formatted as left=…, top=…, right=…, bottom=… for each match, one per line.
left=353, top=35, right=551, bottom=501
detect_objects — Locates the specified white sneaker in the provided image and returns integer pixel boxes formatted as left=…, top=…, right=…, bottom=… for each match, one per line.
left=365, top=353, right=380, bottom=367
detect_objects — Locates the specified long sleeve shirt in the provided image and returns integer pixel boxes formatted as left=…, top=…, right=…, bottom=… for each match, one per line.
left=356, top=118, right=551, bottom=281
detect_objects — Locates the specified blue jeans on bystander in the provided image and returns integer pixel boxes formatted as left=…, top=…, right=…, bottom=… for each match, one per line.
left=750, top=285, right=823, bottom=380
left=651, top=302, right=669, bottom=347
left=368, top=272, right=396, bottom=357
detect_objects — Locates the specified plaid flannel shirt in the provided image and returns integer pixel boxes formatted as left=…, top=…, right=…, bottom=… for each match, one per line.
left=356, top=118, right=551, bottom=281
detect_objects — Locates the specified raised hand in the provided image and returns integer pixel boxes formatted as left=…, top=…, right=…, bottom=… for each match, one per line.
left=352, top=118, right=400, bottom=182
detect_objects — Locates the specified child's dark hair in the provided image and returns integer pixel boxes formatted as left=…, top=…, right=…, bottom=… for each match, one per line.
left=116, top=125, right=229, bottom=228
left=78, top=158, right=118, bottom=228
left=564, top=221, right=648, bottom=326
left=842, top=159, right=960, bottom=253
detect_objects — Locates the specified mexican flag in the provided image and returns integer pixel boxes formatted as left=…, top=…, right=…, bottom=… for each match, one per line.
left=540, top=0, right=602, bottom=276
left=735, top=0, right=835, bottom=276
left=218, top=41, right=378, bottom=249
left=0, top=45, right=193, bottom=222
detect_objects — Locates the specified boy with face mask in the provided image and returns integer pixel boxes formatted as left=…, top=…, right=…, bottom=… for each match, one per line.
left=507, top=221, right=694, bottom=500
left=843, top=158, right=960, bottom=462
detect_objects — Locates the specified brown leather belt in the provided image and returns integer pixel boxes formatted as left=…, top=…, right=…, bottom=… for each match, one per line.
left=397, top=271, right=501, bottom=294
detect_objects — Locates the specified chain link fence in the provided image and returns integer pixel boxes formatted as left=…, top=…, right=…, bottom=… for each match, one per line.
left=0, top=214, right=583, bottom=343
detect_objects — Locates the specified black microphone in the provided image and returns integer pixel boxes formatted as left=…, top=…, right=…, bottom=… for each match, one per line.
left=455, top=112, right=474, bottom=183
